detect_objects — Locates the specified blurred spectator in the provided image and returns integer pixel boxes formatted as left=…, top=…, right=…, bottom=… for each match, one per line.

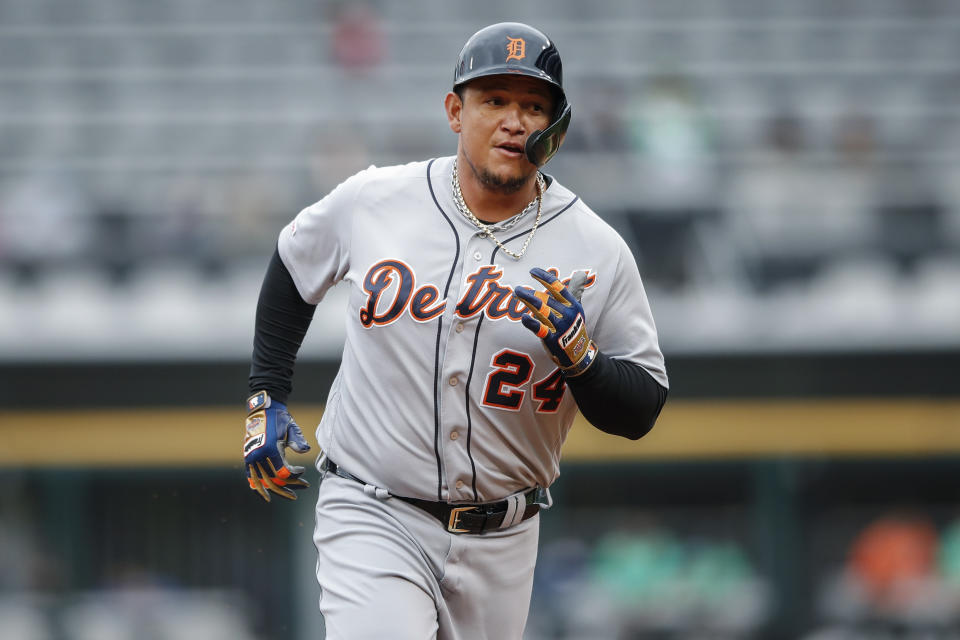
left=592, top=531, right=768, bottom=635
left=621, top=73, right=719, bottom=290
left=626, top=73, right=717, bottom=209
left=591, top=529, right=685, bottom=608
left=816, top=512, right=953, bottom=630
left=822, top=112, right=881, bottom=257
left=329, top=2, right=385, bottom=72
left=527, top=526, right=770, bottom=638
left=849, top=514, right=938, bottom=610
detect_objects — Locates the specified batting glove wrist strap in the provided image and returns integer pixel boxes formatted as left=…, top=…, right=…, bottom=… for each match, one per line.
left=244, top=390, right=311, bottom=502
left=559, top=339, right=598, bottom=377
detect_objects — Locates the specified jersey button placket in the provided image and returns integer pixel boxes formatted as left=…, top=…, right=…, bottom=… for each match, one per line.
left=440, top=247, right=480, bottom=502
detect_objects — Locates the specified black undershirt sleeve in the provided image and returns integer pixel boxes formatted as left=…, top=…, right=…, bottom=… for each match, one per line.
left=248, top=247, right=317, bottom=404
left=564, top=351, right=668, bottom=440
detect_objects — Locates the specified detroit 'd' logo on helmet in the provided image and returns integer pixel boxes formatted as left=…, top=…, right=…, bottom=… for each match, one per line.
left=358, top=259, right=596, bottom=328
left=505, top=37, right=526, bottom=62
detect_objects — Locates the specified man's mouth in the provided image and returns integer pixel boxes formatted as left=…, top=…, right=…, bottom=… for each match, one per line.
left=496, top=142, right=525, bottom=156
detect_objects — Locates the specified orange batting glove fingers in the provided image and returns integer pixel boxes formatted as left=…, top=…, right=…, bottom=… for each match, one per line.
left=258, top=461, right=297, bottom=500
left=529, top=271, right=573, bottom=306
left=513, top=286, right=557, bottom=332
left=247, top=464, right=271, bottom=502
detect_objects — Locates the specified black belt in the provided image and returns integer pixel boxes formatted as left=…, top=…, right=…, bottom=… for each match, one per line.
left=321, top=457, right=543, bottom=535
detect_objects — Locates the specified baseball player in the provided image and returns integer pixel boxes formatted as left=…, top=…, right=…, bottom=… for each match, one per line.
left=243, top=22, right=668, bottom=639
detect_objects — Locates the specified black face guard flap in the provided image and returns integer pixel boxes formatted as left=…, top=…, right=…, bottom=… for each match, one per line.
left=524, top=101, right=572, bottom=167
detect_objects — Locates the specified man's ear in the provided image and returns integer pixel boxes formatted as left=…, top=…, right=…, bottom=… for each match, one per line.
left=444, top=91, right=462, bottom=134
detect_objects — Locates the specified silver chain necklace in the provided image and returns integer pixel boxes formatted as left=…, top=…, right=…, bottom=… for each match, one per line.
left=452, top=158, right=545, bottom=261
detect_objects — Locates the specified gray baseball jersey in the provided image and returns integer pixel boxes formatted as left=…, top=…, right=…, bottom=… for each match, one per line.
left=279, top=155, right=667, bottom=504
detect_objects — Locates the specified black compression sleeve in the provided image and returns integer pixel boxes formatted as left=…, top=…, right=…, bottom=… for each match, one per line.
left=565, top=351, right=668, bottom=440
left=248, top=247, right=317, bottom=404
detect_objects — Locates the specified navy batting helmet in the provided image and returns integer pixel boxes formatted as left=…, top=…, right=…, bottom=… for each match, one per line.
left=453, top=22, right=571, bottom=167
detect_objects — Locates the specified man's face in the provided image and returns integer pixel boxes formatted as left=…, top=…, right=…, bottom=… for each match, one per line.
left=446, top=75, right=555, bottom=195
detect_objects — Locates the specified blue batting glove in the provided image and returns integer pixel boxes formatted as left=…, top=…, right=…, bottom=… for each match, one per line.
left=244, top=391, right=311, bottom=502
left=513, top=268, right=597, bottom=377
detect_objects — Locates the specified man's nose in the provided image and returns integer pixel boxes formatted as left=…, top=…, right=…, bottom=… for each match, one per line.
left=500, top=105, right=525, bottom=134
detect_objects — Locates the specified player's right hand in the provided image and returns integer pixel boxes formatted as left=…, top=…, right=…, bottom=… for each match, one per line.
left=243, top=391, right=311, bottom=502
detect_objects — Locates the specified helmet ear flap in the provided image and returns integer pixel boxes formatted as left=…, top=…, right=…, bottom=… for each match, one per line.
left=525, top=101, right=571, bottom=167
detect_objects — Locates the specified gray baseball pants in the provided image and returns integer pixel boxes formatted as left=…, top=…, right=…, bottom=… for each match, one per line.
left=313, top=472, right=540, bottom=639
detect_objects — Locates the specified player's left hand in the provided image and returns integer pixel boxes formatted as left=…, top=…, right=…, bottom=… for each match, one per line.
left=513, top=268, right=597, bottom=377
left=244, top=391, right=311, bottom=502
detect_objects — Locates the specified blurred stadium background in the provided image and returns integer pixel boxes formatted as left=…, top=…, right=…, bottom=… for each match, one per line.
left=1, top=1, right=959, bottom=638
